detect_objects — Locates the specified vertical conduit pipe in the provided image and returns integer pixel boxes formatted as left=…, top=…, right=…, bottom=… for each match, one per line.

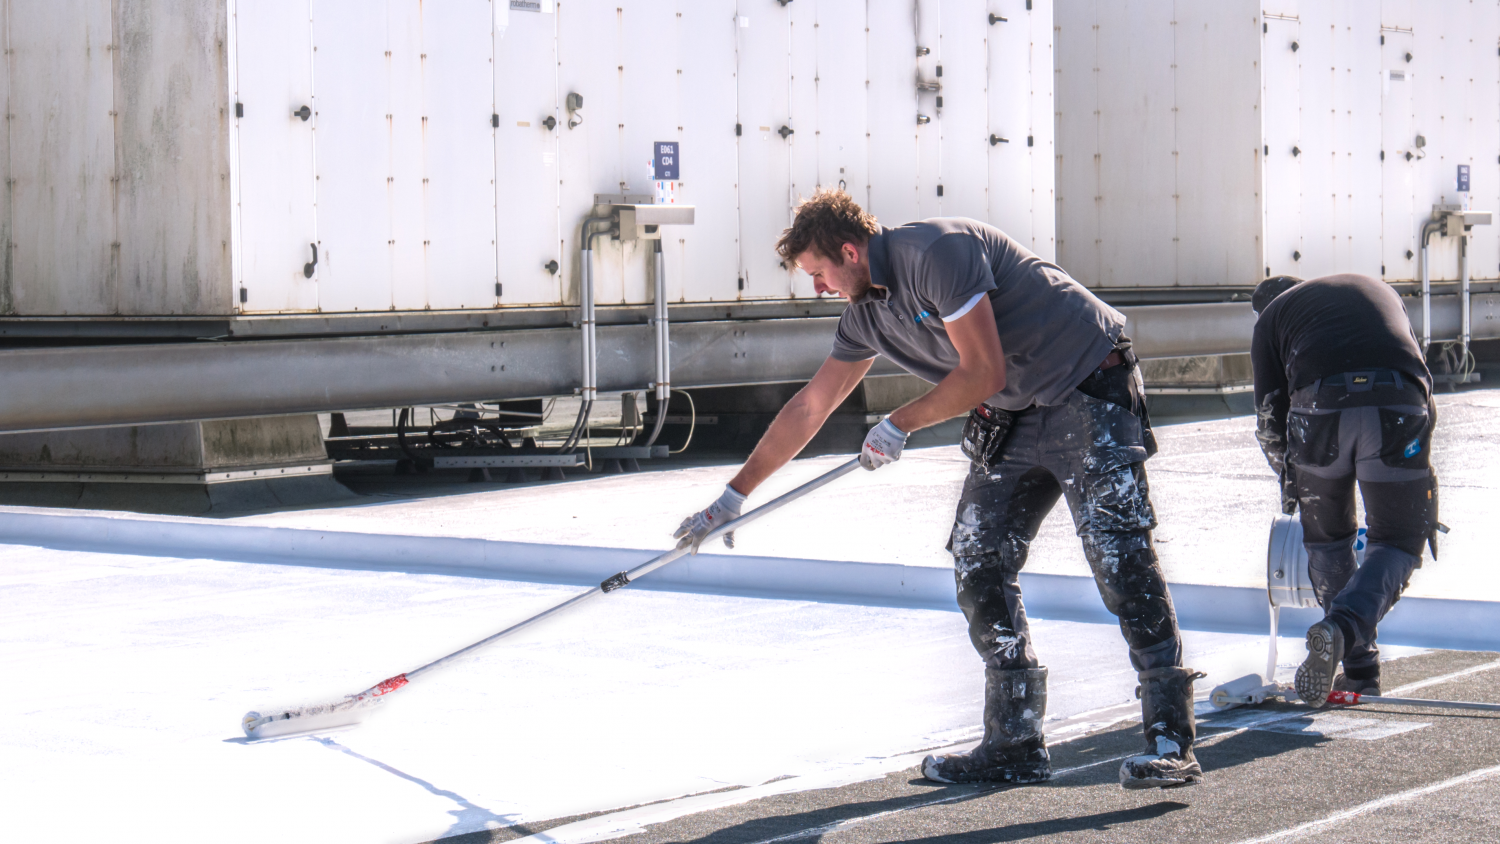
left=1460, top=230, right=1471, bottom=360
left=1419, top=219, right=1443, bottom=352
left=644, top=239, right=671, bottom=448
left=654, top=240, right=670, bottom=406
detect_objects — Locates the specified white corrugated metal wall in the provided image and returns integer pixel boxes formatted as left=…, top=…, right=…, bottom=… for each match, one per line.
left=3, top=0, right=1054, bottom=317
left=1056, top=0, right=1500, bottom=289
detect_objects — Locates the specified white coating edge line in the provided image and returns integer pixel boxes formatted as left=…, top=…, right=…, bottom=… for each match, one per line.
left=1227, top=762, right=1500, bottom=844
left=1388, top=656, right=1500, bottom=696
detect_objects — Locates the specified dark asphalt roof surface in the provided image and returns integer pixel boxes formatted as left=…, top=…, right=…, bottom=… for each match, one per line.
left=440, top=649, right=1500, bottom=844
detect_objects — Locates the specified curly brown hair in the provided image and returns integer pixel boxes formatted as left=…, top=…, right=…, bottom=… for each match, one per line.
left=774, top=190, right=880, bottom=264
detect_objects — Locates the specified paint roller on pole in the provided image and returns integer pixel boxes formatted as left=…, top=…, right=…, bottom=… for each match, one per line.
left=241, top=458, right=864, bottom=740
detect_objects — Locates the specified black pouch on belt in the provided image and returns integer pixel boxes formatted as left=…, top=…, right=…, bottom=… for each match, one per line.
left=960, top=405, right=1017, bottom=473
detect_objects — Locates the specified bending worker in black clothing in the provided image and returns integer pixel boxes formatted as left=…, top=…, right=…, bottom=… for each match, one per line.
left=1250, top=274, right=1441, bottom=706
left=673, top=191, right=1203, bottom=789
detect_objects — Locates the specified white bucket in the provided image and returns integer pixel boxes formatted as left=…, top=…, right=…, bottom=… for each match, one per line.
left=1266, top=515, right=1366, bottom=609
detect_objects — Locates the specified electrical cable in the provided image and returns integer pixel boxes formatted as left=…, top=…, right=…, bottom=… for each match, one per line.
left=668, top=389, right=697, bottom=455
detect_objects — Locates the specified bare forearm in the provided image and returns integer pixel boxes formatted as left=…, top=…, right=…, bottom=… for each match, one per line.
left=889, top=365, right=1004, bottom=433
left=730, top=397, right=826, bottom=494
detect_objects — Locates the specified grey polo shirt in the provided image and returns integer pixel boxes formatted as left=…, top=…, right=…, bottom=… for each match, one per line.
left=830, top=219, right=1125, bottom=411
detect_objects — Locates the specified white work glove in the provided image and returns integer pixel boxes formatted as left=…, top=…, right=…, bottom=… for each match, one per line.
left=860, top=417, right=908, bottom=471
left=674, top=484, right=748, bottom=550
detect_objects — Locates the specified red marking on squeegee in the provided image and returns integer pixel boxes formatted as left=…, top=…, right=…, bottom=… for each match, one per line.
left=1327, top=690, right=1360, bottom=705
left=373, top=674, right=409, bottom=696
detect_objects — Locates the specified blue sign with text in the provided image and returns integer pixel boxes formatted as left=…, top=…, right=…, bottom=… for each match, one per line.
left=653, top=142, right=679, bottom=180
left=1458, top=164, right=1471, bottom=192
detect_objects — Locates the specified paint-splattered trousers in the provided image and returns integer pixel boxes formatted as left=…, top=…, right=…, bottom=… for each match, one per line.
left=1288, top=371, right=1439, bottom=678
left=948, top=363, right=1183, bottom=673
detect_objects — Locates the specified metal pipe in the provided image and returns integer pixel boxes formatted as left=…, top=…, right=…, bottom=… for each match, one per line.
left=643, top=239, right=672, bottom=448
left=1420, top=218, right=1443, bottom=352
left=2, top=295, right=1496, bottom=435
left=1461, top=229, right=1472, bottom=359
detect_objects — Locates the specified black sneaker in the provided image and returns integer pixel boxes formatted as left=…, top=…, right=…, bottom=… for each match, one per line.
left=1295, top=619, right=1345, bottom=706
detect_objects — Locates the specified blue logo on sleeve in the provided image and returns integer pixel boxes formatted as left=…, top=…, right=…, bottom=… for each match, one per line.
left=1403, top=439, right=1422, bottom=458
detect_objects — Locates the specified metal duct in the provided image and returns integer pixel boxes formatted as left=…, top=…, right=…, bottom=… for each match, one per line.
left=0, top=296, right=1492, bottom=434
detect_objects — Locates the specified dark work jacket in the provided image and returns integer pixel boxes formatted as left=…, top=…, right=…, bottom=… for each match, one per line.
left=1250, top=273, right=1431, bottom=471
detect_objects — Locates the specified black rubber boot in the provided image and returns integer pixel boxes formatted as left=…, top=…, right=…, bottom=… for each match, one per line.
left=922, top=667, right=1051, bottom=784
left=1296, top=618, right=1346, bottom=706
left=1119, top=667, right=1204, bottom=790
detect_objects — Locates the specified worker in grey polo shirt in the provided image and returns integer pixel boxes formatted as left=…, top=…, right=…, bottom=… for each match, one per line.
left=674, top=191, right=1202, bottom=790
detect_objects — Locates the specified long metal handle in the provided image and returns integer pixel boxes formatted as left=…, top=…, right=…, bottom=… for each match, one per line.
left=1333, top=691, right=1500, bottom=712
left=398, top=457, right=862, bottom=684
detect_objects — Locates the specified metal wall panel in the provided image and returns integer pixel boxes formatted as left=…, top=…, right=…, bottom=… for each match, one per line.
left=1026, top=0, right=1055, bottom=260
left=1343, top=4, right=1384, bottom=279
left=618, top=2, right=678, bottom=305
left=1464, top=1, right=1500, bottom=282
left=310, top=0, right=392, bottom=312
left=1409, top=1, right=1500, bottom=285
left=788, top=0, right=818, bottom=213
left=1053, top=0, right=1097, bottom=283
left=1380, top=27, right=1415, bottom=280
left=419, top=0, right=498, bottom=311
left=8, top=0, right=118, bottom=315
left=557, top=0, right=624, bottom=307
left=866, top=0, right=919, bottom=229
left=387, top=0, right=426, bottom=311
left=935, top=0, right=988, bottom=223
left=789, top=0, right=867, bottom=299
left=111, top=0, right=232, bottom=316
left=913, top=0, right=941, bottom=221
left=231, top=0, right=319, bottom=313
left=675, top=1, right=741, bottom=303
left=986, top=0, right=1031, bottom=245
left=1262, top=15, right=1302, bottom=279
left=1410, top=20, right=1455, bottom=280
left=1173, top=1, right=1262, bottom=288
left=0, top=1, right=11, bottom=314
left=1094, top=0, right=1176, bottom=288
left=494, top=5, right=560, bottom=306
left=1295, top=4, right=1336, bottom=279
left=734, top=1, right=793, bottom=299
left=1290, top=1, right=1380, bottom=282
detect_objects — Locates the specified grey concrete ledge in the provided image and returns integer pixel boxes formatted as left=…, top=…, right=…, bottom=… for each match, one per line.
left=0, top=505, right=1494, bottom=653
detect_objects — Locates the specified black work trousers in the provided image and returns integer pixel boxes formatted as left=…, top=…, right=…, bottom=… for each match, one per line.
left=948, top=364, right=1183, bottom=673
left=1289, top=371, right=1438, bottom=677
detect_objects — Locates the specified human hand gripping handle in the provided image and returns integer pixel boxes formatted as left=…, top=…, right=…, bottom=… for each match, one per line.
left=674, top=484, right=748, bottom=550
left=860, top=417, right=908, bottom=471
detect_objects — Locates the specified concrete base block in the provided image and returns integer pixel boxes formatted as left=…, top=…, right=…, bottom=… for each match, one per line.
left=0, top=415, right=355, bottom=515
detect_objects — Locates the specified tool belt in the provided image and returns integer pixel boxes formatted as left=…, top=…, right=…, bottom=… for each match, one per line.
left=961, top=345, right=1141, bottom=473
left=960, top=403, right=1017, bottom=473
